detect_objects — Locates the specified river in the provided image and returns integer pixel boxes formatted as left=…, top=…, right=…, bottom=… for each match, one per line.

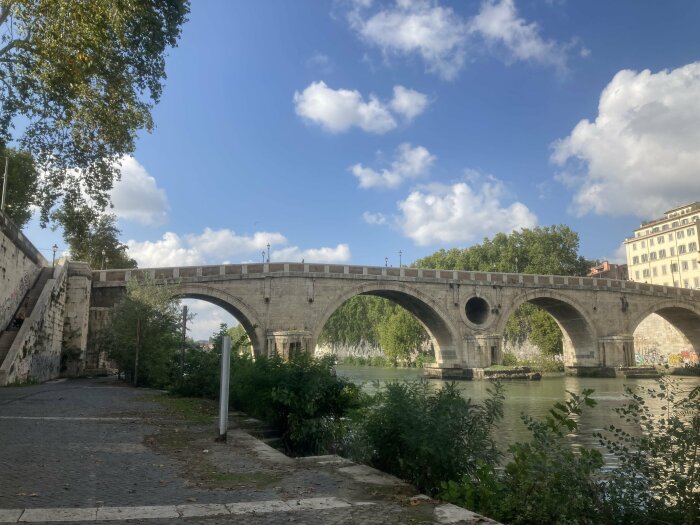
left=335, top=365, right=700, bottom=467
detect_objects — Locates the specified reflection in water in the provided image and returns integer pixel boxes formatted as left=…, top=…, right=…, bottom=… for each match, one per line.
left=336, top=366, right=700, bottom=466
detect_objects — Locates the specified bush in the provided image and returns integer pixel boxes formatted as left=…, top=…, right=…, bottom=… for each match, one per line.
left=597, top=379, right=700, bottom=525
left=346, top=380, right=503, bottom=496
left=501, top=351, right=518, bottom=366
left=442, top=389, right=603, bottom=524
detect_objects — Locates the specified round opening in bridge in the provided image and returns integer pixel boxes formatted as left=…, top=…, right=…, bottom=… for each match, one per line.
left=465, top=296, right=489, bottom=325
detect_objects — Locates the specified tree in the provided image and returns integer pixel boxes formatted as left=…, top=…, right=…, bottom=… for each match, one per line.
left=53, top=203, right=137, bottom=269
left=0, top=146, right=38, bottom=228
left=377, top=308, right=429, bottom=366
left=0, top=1, right=189, bottom=225
left=100, top=276, right=180, bottom=387
left=414, top=226, right=595, bottom=357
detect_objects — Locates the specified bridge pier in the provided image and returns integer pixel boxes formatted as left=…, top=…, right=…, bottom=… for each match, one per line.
left=598, top=335, right=635, bottom=367
left=266, top=330, right=313, bottom=359
left=472, top=334, right=503, bottom=368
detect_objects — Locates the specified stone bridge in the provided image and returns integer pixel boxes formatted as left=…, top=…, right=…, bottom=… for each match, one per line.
left=89, top=262, right=700, bottom=371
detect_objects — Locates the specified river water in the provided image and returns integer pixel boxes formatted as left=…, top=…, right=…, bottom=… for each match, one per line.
left=336, top=366, right=700, bottom=466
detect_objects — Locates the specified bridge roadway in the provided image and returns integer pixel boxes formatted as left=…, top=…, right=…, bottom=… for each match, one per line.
left=89, top=262, right=700, bottom=371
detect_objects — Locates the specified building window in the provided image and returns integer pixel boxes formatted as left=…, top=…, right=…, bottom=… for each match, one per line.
left=642, top=269, right=650, bottom=278
left=671, top=263, right=678, bottom=272
left=650, top=238, right=655, bottom=247
left=669, top=233, right=674, bottom=241
left=682, top=218, right=689, bottom=225
left=688, top=228, right=695, bottom=236
left=671, top=247, right=676, bottom=256
left=659, top=249, right=666, bottom=258
left=635, top=270, right=640, bottom=279
left=679, top=245, right=687, bottom=254
left=693, top=260, right=698, bottom=270
left=663, top=224, right=669, bottom=231
left=682, top=261, right=689, bottom=271
left=672, top=221, right=679, bottom=227
left=633, top=256, right=640, bottom=264
left=652, top=267, right=658, bottom=277
left=677, top=231, right=685, bottom=239
left=641, top=254, right=648, bottom=262
left=662, top=265, right=667, bottom=275
left=633, top=243, right=637, bottom=251
left=689, top=242, right=697, bottom=252
left=650, top=252, right=657, bottom=260
left=657, top=236, right=664, bottom=244
left=684, top=279, right=690, bottom=288
left=641, top=240, right=646, bottom=247
left=652, top=227, right=659, bottom=233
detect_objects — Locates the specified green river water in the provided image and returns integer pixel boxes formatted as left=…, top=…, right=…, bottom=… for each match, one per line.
left=335, top=365, right=700, bottom=467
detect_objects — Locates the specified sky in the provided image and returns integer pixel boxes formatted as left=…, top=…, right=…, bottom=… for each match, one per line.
left=22, top=0, right=700, bottom=339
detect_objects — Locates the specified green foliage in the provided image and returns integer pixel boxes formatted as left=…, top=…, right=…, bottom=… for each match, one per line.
left=0, top=146, right=38, bottom=228
left=0, top=1, right=189, bottom=225
left=338, top=355, right=389, bottom=367
left=442, top=389, right=603, bottom=524
left=597, top=379, right=700, bottom=525
left=346, top=380, right=504, bottom=496
left=377, top=307, right=429, bottom=366
left=414, top=225, right=592, bottom=276
left=319, top=295, right=429, bottom=365
left=100, top=277, right=180, bottom=387
left=53, top=205, right=137, bottom=269
left=501, top=351, right=519, bottom=366
left=505, top=304, right=563, bottom=356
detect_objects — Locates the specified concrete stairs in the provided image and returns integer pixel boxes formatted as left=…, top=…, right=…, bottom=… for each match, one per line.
left=620, top=366, right=661, bottom=379
left=0, top=268, right=53, bottom=367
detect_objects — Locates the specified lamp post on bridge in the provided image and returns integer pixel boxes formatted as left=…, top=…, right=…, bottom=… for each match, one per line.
left=399, top=250, right=402, bottom=268
left=261, top=251, right=265, bottom=263
left=52, top=244, right=58, bottom=268
left=385, top=256, right=388, bottom=268
left=266, top=243, right=270, bottom=263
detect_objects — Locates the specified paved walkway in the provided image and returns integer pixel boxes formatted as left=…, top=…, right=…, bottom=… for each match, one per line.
left=0, top=377, right=495, bottom=524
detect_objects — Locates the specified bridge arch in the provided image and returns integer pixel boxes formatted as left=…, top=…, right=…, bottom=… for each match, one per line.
left=170, top=283, right=265, bottom=356
left=630, top=300, right=700, bottom=354
left=496, top=289, right=598, bottom=365
left=312, top=281, right=460, bottom=364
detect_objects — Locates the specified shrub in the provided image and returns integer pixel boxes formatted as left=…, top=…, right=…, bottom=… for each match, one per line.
left=501, top=351, right=518, bottom=366
left=442, top=389, right=603, bottom=524
left=346, top=380, right=503, bottom=496
left=597, top=379, right=700, bottom=525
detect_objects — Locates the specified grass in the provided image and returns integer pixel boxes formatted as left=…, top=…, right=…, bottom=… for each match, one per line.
left=140, top=394, right=218, bottom=425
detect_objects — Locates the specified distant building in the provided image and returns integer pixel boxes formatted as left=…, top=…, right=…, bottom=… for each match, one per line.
left=624, top=202, right=700, bottom=288
left=588, top=260, right=628, bottom=280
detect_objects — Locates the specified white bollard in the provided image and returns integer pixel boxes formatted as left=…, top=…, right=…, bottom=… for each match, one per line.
left=218, top=336, right=231, bottom=441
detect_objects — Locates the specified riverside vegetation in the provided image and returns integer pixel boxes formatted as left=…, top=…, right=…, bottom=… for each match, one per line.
left=101, top=283, right=699, bottom=524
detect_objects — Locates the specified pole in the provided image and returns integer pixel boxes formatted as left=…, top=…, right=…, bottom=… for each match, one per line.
left=218, top=336, right=231, bottom=441
left=180, top=305, right=188, bottom=381
left=134, top=318, right=140, bottom=386
left=1, top=156, right=8, bottom=212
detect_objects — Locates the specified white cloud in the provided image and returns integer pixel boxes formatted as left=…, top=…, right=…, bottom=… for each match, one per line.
left=349, top=0, right=467, bottom=80
left=551, top=62, right=700, bottom=218
left=272, top=244, right=351, bottom=263
left=293, top=81, right=428, bottom=133
left=127, top=232, right=203, bottom=268
left=182, top=299, right=238, bottom=342
left=390, top=85, right=430, bottom=121
left=111, top=157, right=169, bottom=226
left=126, top=228, right=351, bottom=267
left=351, top=143, right=435, bottom=188
left=294, top=81, right=397, bottom=133
left=347, top=0, right=570, bottom=78
left=363, top=211, right=387, bottom=225
left=469, top=0, right=567, bottom=73
left=396, top=178, right=537, bottom=245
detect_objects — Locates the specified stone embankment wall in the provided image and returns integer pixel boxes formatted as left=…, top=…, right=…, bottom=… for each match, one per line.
left=0, top=212, right=46, bottom=331
left=634, top=313, right=697, bottom=365
left=315, top=341, right=384, bottom=360
left=0, top=265, right=67, bottom=385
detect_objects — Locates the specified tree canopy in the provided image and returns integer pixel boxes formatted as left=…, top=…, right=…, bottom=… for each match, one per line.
left=0, top=1, right=189, bottom=224
left=0, top=146, right=37, bottom=228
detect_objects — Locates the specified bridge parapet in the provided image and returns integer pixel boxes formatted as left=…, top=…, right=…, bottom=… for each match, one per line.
left=91, top=263, right=698, bottom=300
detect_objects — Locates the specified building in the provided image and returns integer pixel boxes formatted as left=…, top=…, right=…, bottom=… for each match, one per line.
left=624, top=202, right=700, bottom=288
left=588, top=260, right=628, bottom=280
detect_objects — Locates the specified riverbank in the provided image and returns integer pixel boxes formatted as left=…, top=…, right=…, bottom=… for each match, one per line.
left=0, top=376, right=494, bottom=524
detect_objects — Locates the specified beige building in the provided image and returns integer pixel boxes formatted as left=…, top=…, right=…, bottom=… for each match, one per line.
left=625, top=202, right=700, bottom=288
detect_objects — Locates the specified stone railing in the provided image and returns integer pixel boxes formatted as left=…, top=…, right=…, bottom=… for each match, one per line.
left=91, top=263, right=698, bottom=299
left=0, top=264, right=67, bottom=385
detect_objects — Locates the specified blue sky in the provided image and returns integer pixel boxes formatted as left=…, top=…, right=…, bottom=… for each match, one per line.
left=23, top=0, right=700, bottom=338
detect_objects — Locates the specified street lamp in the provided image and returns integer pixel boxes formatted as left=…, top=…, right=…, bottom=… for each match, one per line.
left=515, top=256, right=519, bottom=273
left=266, top=243, right=270, bottom=263
left=0, top=156, right=8, bottom=213
left=399, top=250, right=402, bottom=267
left=101, top=249, right=106, bottom=270
left=52, top=244, right=58, bottom=268
left=385, top=257, right=388, bottom=267
left=261, top=251, right=265, bottom=263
